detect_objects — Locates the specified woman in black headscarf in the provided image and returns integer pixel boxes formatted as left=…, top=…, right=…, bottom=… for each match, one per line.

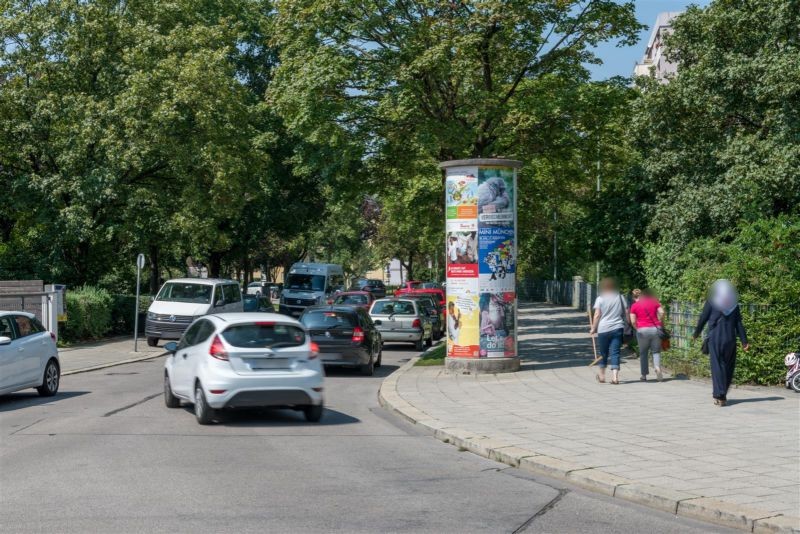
left=692, top=280, right=749, bottom=406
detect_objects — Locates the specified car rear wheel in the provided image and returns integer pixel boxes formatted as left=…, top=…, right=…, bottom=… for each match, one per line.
left=36, top=359, right=59, bottom=397
left=360, top=356, right=374, bottom=376
left=304, top=403, right=323, bottom=422
left=147, top=337, right=159, bottom=347
left=375, top=347, right=382, bottom=368
left=164, top=373, right=180, bottom=408
left=194, top=383, right=216, bottom=425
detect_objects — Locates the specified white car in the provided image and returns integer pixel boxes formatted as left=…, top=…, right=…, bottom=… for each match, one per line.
left=0, top=312, right=60, bottom=397
left=163, top=313, right=324, bottom=425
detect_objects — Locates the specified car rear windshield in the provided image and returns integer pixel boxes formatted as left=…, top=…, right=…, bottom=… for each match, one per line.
left=335, top=294, right=368, bottom=305
left=408, top=282, right=422, bottom=289
left=222, top=323, right=306, bottom=348
left=371, top=301, right=415, bottom=315
left=301, top=311, right=357, bottom=329
left=156, top=283, right=212, bottom=303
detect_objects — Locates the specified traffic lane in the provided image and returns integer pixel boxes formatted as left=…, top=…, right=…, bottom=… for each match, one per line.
left=0, top=348, right=734, bottom=533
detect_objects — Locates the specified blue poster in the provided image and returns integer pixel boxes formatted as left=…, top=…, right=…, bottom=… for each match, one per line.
left=478, top=226, right=515, bottom=293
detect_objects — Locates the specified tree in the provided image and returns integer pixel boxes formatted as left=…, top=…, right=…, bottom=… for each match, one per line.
left=631, top=0, right=800, bottom=247
left=269, top=0, right=643, bottom=275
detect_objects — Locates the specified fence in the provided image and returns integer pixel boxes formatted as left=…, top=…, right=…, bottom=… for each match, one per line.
left=519, top=278, right=596, bottom=313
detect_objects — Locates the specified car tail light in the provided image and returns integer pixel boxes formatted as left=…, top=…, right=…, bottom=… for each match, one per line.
left=309, top=341, right=319, bottom=359
left=209, top=389, right=227, bottom=394
left=209, top=335, right=229, bottom=361
left=412, top=319, right=421, bottom=328
left=255, top=321, right=274, bottom=326
left=352, top=327, right=365, bottom=343
left=326, top=299, right=333, bottom=304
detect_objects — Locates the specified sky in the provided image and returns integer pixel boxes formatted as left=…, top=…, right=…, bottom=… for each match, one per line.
left=587, top=0, right=711, bottom=80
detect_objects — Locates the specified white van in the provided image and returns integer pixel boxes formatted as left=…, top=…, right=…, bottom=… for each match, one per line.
left=279, top=263, right=345, bottom=317
left=145, top=278, right=243, bottom=347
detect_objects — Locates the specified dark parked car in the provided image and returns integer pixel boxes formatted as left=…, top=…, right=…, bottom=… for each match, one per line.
left=243, top=294, right=272, bottom=312
left=332, top=290, right=375, bottom=309
left=300, top=305, right=382, bottom=376
left=407, top=294, right=444, bottom=340
left=353, top=278, right=387, bottom=299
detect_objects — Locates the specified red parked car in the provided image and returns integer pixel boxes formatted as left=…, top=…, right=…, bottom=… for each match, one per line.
left=331, top=290, right=375, bottom=309
left=394, top=282, right=445, bottom=309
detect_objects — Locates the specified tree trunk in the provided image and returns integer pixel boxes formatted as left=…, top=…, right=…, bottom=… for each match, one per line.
left=148, top=245, right=160, bottom=295
left=209, top=251, right=223, bottom=278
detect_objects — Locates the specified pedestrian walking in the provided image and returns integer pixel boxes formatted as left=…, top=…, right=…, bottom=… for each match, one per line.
left=630, top=289, right=665, bottom=381
left=590, top=277, right=628, bottom=384
left=692, top=280, right=749, bottom=406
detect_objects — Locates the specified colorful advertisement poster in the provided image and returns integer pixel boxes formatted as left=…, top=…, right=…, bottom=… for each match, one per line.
left=478, top=226, right=515, bottom=293
left=479, top=292, right=516, bottom=358
left=446, top=278, right=479, bottom=358
left=477, top=167, right=514, bottom=226
left=446, top=227, right=478, bottom=278
left=446, top=169, right=478, bottom=220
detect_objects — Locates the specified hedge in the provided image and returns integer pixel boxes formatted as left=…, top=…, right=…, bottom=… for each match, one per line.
left=61, top=286, right=152, bottom=343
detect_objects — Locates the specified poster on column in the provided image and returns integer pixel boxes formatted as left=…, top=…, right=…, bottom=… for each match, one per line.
left=446, top=169, right=478, bottom=220
left=446, top=277, right=479, bottom=358
left=477, top=167, right=515, bottom=226
left=479, top=292, right=516, bottom=358
left=446, top=220, right=478, bottom=278
left=478, top=226, right=515, bottom=293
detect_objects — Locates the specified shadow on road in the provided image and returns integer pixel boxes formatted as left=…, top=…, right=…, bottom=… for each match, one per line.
left=324, top=364, right=400, bottom=378
left=0, top=391, right=90, bottom=411
left=189, top=405, right=361, bottom=427
left=725, top=396, right=786, bottom=405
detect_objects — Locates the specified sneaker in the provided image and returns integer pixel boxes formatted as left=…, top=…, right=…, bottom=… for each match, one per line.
left=656, top=369, right=663, bottom=381
left=640, top=375, right=647, bottom=382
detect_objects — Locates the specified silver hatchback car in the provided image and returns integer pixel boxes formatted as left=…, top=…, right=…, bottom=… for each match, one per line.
left=368, top=298, right=433, bottom=351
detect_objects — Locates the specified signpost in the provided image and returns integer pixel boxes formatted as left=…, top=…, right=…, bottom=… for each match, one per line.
left=133, top=253, right=145, bottom=352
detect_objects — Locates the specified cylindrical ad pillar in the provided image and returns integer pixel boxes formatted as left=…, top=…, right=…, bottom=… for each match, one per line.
left=440, top=158, right=522, bottom=374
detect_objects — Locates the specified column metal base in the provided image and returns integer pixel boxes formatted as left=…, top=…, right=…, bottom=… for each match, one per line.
left=444, top=357, right=520, bottom=374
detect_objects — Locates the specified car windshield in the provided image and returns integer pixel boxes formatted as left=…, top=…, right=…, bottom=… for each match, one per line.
left=372, top=301, right=415, bottom=315
left=156, top=283, right=212, bottom=304
left=286, top=273, right=326, bottom=291
left=335, top=294, right=368, bottom=305
left=368, top=279, right=383, bottom=286
left=302, top=311, right=356, bottom=329
left=222, top=323, right=305, bottom=348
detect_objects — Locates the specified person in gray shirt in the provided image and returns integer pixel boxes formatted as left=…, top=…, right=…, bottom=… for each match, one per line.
left=590, top=277, right=628, bottom=384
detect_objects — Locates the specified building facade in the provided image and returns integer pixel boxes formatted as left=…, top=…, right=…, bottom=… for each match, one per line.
left=633, top=12, right=681, bottom=82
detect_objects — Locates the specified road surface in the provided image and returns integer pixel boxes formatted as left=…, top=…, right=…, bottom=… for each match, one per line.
left=0, top=344, right=731, bottom=533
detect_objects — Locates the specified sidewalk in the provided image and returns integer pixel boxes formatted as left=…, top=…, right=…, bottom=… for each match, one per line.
left=58, top=337, right=165, bottom=375
left=380, top=303, right=800, bottom=533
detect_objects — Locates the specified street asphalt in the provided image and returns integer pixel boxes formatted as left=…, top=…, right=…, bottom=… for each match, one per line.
left=0, top=344, right=734, bottom=533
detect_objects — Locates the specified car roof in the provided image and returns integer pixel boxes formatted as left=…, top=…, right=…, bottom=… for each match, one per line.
left=337, top=291, right=370, bottom=296
left=0, top=311, right=34, bottom=318
left=373, top=297, right=416, bottom=303
left=206, top=312, right=302, bottom=326
left=303, top=305, right=360, bottom=314
left=164, top=278, right=238, bottom=285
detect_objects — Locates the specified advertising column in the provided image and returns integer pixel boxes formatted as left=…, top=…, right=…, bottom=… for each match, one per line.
left=441, top=159, right=521, bottom=374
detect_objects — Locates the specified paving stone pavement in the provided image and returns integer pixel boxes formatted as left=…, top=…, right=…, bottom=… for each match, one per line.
left=384, top=303, right=800, bottom=531
left=58, top=337, right=165, bottom=374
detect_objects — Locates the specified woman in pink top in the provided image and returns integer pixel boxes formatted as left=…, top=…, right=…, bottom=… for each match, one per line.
left=629, top=289, right=665, bottom=381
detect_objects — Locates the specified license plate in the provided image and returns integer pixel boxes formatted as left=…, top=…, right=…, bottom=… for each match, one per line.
left=250, top=358, right=289, bottom=370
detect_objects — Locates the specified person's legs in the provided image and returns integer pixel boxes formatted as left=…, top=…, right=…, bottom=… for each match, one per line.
left=722, top=346, right=737, bottom=400
left=709, top=346, right=726, bottom=401
left=596, top=331, right=611, bottom=381
left=649, top=332, right=663, bottom=378
left=608, top=328, right=623, bottom=382
left=637, top=330, right=650, bottom=377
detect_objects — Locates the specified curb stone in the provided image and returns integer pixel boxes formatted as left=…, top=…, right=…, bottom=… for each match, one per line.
left=378, top=358, right=800, bottom=533
left=62, top=352, right=167, bottom=376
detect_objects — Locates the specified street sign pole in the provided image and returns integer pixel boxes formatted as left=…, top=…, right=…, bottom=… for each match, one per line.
left=134, top=253, right=145, bottom=352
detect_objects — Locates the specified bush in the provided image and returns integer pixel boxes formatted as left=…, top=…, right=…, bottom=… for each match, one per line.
left=61, top=286, right=114, bottom=342
left=652, top=216, right=800, bottom=385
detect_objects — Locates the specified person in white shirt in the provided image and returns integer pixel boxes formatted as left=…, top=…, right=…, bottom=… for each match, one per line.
left=589, top=277, right=629, bottom=384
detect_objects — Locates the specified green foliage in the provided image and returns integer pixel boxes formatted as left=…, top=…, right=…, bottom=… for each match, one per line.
left=62, top=286, right=114, bottom=342
left=654, top=216, right=800, bottom=385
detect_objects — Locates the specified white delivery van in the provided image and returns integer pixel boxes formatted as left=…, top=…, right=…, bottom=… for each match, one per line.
left=145, top=278, right=243, bottom=347
left=279, top=263, right=345, bottom=317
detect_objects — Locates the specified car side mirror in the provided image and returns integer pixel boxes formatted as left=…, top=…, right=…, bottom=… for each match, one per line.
left=163, top=341, right=178, bottom=353
left=374, top=320, right=382, bottom=326
left=0, top=336, right=11, bottom=346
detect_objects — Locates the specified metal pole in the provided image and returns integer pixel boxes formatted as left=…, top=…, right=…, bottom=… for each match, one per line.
left=134, top=253, right=145, bottom=352
left=553, top=210, right=558, bottom=281
left=595, top=151, right=601, bottom=286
